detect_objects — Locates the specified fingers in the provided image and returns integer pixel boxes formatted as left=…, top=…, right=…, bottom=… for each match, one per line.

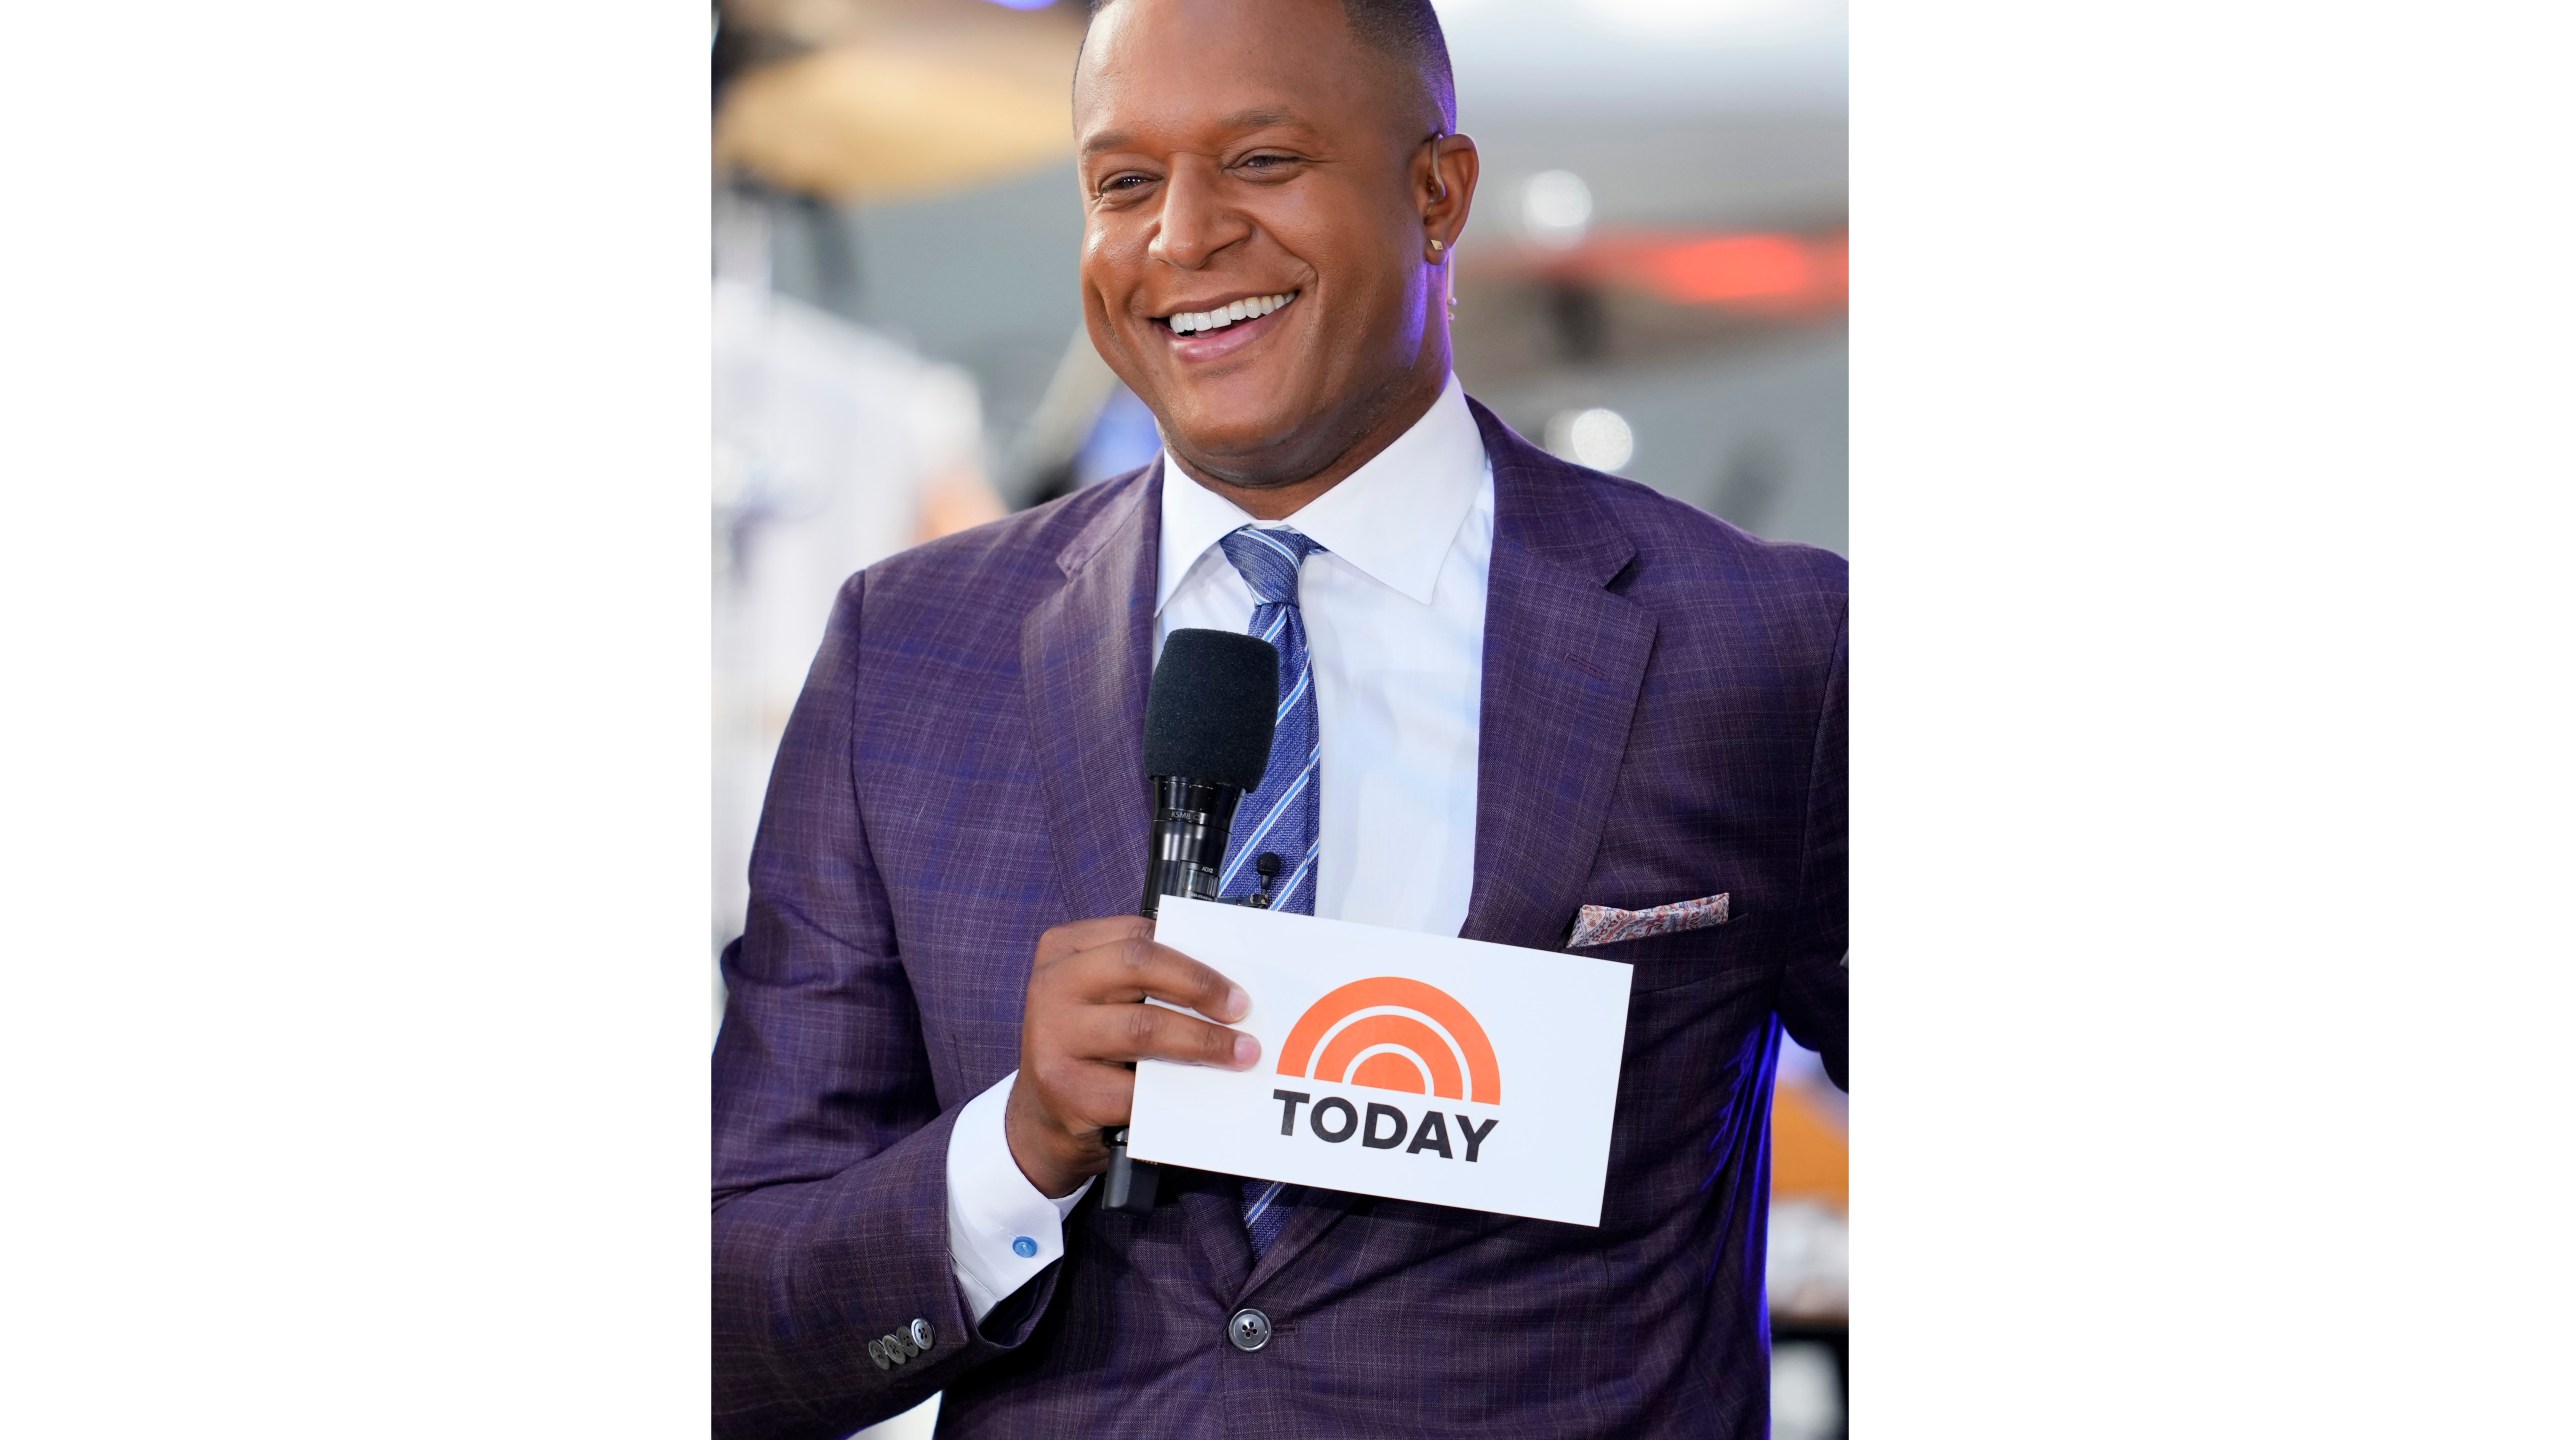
left=1036, top=914, right=1153, bottom=960
left=1014, top=916, right=1267, bottom=1189
left=1075, top=935, right=1251, bottom=1024
left=1038, top=917, right=1247, bottom=1021
left=1036, top=917, right=1248, bottom=1020
left=1063, top=1001, right=1261, bottom=1071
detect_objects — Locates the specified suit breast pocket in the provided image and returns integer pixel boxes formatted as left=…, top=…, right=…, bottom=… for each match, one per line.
left=1574, top=908, right=1769, bottom=995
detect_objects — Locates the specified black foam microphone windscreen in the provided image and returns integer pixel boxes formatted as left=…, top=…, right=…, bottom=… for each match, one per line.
left=1143, top=628, right=1280, bottom=790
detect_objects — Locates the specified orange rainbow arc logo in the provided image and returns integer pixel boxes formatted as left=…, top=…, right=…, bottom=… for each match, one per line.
left=1274, top=977, right=1501, bottom=1106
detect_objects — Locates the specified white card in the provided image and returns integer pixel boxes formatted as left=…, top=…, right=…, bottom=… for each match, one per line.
left=1128, top=895, right=1634, bottom=1227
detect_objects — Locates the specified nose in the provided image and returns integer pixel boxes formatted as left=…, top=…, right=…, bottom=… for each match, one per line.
left=1150, top=155, right=1250, bottom=271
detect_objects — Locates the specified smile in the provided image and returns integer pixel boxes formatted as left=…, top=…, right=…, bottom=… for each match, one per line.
left=1150, top=290, right=1300, bottom=362
left=1162, top=290, right=1297, bottom=334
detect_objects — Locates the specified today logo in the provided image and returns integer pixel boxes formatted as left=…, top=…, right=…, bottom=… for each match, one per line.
left=1267, top=977, right=1500, bottom=1163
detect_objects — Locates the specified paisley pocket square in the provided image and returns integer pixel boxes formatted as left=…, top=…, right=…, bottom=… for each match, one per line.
left=1567, top=894, right=1731, bottom=948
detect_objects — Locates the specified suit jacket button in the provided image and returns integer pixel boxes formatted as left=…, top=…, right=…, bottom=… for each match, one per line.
left=907, top=1319, right=935, bottom=1352
left=867, top=1339, right=891, bottom=1371
left=1226, top=1308, right=1272, bottom=1352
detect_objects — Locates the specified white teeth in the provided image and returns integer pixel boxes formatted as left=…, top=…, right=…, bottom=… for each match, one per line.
left=1166, top=291, right=1297, bottom=336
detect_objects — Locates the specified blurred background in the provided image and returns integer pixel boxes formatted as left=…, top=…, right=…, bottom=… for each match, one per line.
left=710, top=1, right=1846, bottom=1434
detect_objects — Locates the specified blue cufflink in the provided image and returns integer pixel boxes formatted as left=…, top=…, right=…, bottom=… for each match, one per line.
left=1013, top=1236, right=1039, bottom=1258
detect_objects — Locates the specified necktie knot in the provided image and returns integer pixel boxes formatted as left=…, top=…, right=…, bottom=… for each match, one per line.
left=1219, top=527, right=1325, bottom=609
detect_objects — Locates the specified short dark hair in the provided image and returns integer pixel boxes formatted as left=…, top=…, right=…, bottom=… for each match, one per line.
left=1086, top=0, right=1457, bottom=132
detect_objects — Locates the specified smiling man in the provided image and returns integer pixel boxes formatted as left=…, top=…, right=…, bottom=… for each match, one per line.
left=1074, top=0, right=1467, bottom=524
left=711, top=1, right=1848, bottom=1437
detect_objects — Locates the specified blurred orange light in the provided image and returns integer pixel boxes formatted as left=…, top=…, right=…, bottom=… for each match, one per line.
left=1648, top=230, right=1853, bottom=312
left=1471, top=225, right=1847, bottom=318
left=1652, top=235, right=1816, bottom=304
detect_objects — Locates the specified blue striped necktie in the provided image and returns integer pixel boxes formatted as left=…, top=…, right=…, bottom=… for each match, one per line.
left=1216, top=525, right=1324, bottom=1257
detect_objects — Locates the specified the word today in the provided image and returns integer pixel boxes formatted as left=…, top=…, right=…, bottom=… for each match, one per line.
left=1271, top=1088, right=1498, bottom=1161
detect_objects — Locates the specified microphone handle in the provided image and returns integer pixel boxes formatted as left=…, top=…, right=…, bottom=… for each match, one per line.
left=1104, top=776, right=1243, bottom=1214
left=1141, top=775, right=1240, bottom=919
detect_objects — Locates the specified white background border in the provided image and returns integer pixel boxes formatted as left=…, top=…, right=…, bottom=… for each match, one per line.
left=6, top=1, right=2556, bottom=1433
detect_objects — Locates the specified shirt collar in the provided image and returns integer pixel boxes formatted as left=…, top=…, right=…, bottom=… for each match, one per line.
left=1155, top=372, right=1485, bottom=613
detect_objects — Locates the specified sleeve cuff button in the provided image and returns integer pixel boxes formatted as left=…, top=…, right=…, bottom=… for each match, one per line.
left=1012, top=1236, right=1039, bottom=1258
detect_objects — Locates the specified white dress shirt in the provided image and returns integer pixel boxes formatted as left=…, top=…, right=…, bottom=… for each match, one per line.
left=944, top=373, right=1495, bottom=1322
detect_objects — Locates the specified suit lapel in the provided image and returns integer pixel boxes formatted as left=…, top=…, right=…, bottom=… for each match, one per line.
left=1243, top=404, right=1655, bottom=1294
left=1459, top=401, right=1656, bottom=950
left=1021, top=465, right=1161, bottom=927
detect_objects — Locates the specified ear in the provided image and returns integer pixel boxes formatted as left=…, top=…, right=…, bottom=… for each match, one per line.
left=1417, top=132, right=1481, bottom=264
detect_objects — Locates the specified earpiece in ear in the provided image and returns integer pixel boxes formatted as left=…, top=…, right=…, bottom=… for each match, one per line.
left=1424, top=131, right=1452, bottom=265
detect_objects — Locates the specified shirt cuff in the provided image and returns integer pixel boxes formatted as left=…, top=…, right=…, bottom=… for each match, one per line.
left=947, top=1070, right=1090, bottom=1324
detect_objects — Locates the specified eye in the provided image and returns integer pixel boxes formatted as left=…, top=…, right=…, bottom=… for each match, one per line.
left=1234, top=152, right=1302, bottom=176
left=1096, top=172, right=1156, bottom=197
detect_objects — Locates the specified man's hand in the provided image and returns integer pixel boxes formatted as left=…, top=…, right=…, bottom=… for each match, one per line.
left=1005, top=915, right=1258, bottom=1198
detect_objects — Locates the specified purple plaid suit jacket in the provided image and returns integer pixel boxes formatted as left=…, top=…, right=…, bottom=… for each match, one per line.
left=712, top=400, right=1847, bottom=1439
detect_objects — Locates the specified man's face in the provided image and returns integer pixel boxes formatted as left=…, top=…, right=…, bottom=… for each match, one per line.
left=1074, top=0, right=1456, bottom=487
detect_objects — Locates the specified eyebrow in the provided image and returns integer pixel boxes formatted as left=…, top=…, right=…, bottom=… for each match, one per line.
left=1079, top=106, right=1315, bottom=158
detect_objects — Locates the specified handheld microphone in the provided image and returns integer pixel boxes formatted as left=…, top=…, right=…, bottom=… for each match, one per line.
left=1101, top=628, right=1279, bottom=1214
